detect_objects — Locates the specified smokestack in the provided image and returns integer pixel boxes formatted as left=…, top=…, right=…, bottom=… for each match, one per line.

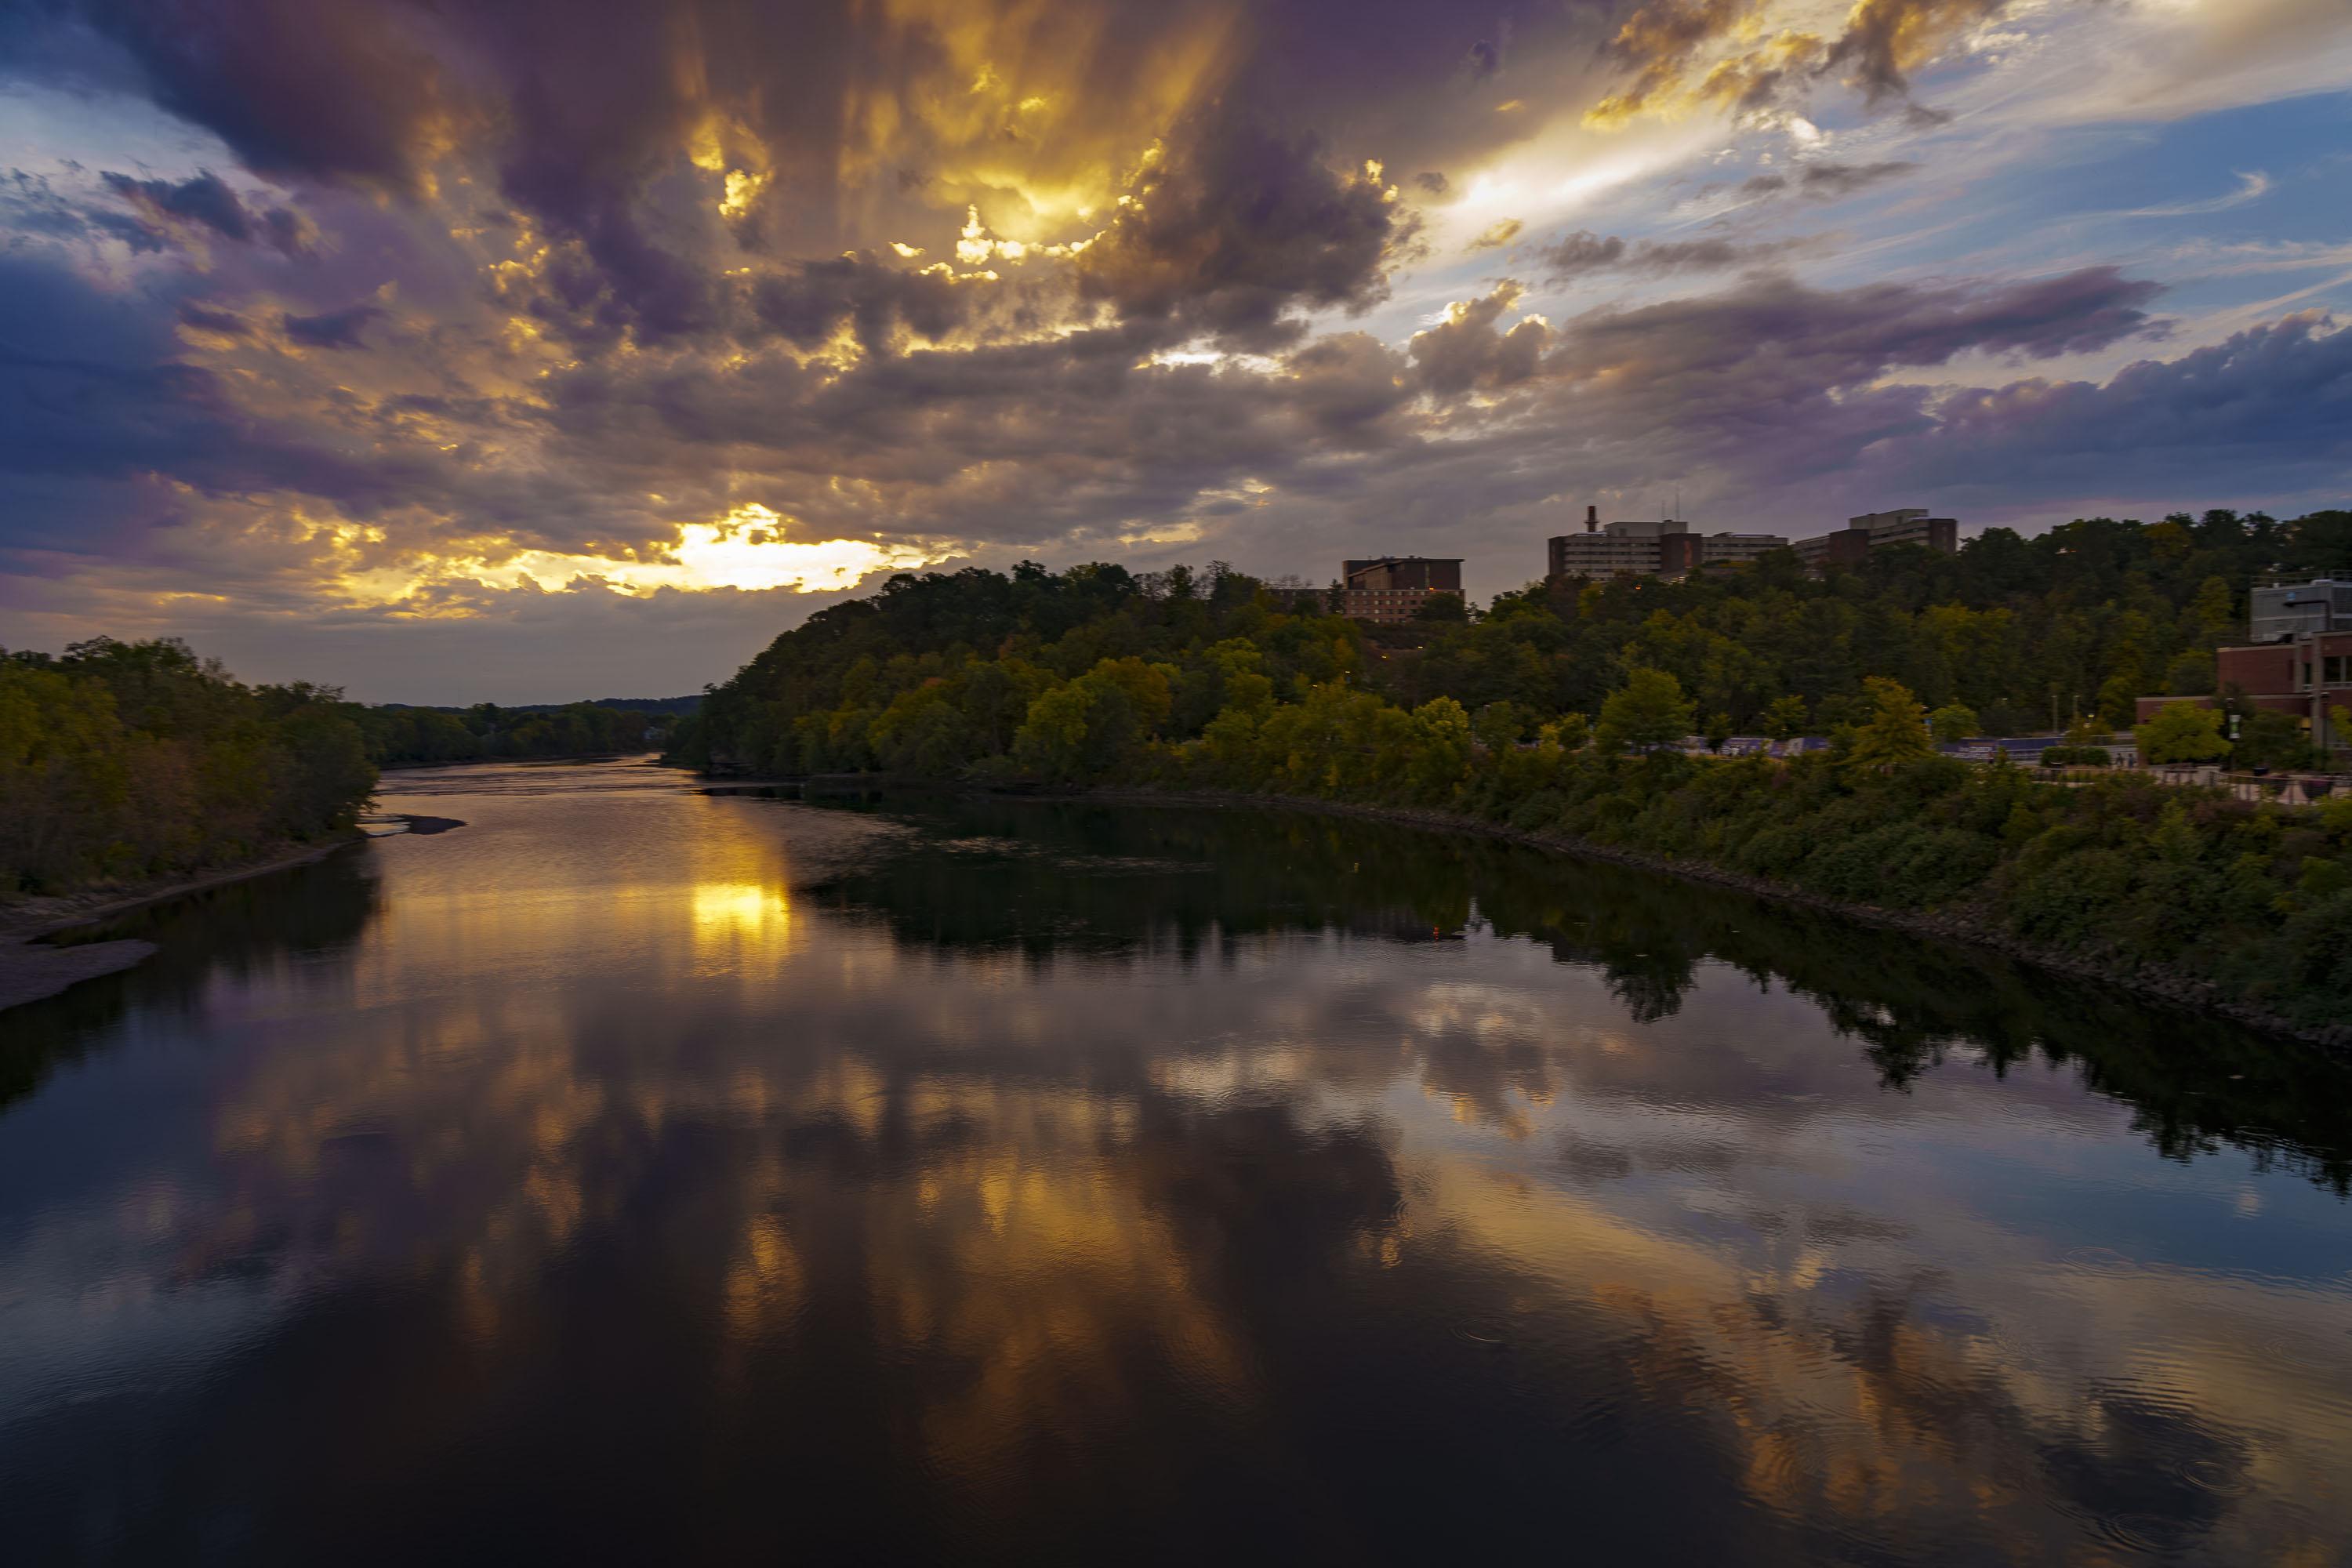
left=1584, top=504, right=1598, bottom=534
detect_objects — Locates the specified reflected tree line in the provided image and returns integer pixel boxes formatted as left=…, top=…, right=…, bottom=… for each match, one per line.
left=1, top=851, right=381, bottom=1109
left=804, top=797, right=2352, bottom=1196
left=6, top=795, right=2349, bottom=1196
left=0, top=797, right=2339, bottom=1561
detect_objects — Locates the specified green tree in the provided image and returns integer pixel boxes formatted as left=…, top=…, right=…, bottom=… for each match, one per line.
left=1540, top=713, right=1590, bottom=753
left=2236, top=710, right=2314, bottom=772
left=2163, top=650, right=2216, bottom=696
left=1926, top=702, right=1980, bottom=746
left=1472, top=701, right=1526, bottom=752
left=1412, top=592, right=1469, bottom=623
left=1594, top=668, right=1694, bottom=756
left=2135, top=702, right=2227, bottom=764
left=1760, top=694, right=1809, bottom=742
left=1843, top=677, right=1934, bottom=778
left=1405, top=697, right=1475, bottom=802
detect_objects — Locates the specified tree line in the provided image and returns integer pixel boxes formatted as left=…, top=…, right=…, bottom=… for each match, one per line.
left=357, top=702, right=675, bottom=766
left=2, top=639, right=680, bottom=896
left=2, top=637, right=376, bottom=895
left=674, top=508, right=2352, bottom=1028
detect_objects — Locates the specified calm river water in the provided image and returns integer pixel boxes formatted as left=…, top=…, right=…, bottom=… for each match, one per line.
left=4, top=758, right=2351, bottom=1563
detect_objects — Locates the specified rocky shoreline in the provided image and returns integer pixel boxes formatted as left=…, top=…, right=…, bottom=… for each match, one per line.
left=1076, top=787, right=2350, bottom=1053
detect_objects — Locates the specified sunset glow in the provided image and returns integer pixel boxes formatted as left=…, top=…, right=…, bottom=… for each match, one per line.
left=0, top=0, right=2346, bottom=703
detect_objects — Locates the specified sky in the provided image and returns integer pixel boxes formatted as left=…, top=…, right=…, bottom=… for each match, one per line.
left=2, top=0, right=2349, bottom=703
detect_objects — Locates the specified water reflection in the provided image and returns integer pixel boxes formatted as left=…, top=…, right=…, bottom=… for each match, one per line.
left=2, top=762, right=2348, bottom=1563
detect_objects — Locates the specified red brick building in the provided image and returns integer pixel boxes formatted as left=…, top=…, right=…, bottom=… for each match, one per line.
left=2136, top=630, right=2352, bottom=742
left=1339, top=556, right=1465, bottom=624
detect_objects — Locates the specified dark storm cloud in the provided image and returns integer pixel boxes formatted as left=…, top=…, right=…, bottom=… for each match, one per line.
left=0, top=252, right=226, bottom=486
left=1537, top=228, right=1801, bottom=279
left=282, top=302, right=383, bottom=349
left=746, top=255, right=971, bottom=355
left=1282, top=332, right=1417, bottom=444
left=1076, top=113, right=1414, bottom=350
left=1493, top=269, right=2171, bottom=495
left=176, top=302, right=249, bottom=336
left=38, top=0, right=1476, bottom=351
left=1739, top=160, right=1918, bottom=200
left=1886, top=311, right=2352, bottom=495
left=1559, top=267, right=2165, bottom=381
left=66, top=0, right=467, bottom=192
left=0, top=254, right=402, bottom=546
left=5, top=0, right=2343, bottom=684
left=101, top=169, right=314, bottom=254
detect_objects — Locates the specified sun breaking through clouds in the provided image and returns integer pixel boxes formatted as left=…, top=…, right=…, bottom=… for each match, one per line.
left=2, top=0, right=2349, bottom=699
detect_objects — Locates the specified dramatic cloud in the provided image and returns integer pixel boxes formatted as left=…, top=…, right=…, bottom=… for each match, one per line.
left=1559, top=268, right=2167, bottom=383
left=0, top=0, right=2347, bottom=698
left=1075, top=115, right=1414, bottom=350
left=1537, top=229, right=1804, bottom=279
left=100, top=169, right=314, bottom=255
left=1738, top=160, right=1918, bottom=199
left=1825, top=0, right=2012, bottom=105
left=281, top=303, right=384, bottom=349
left=1410, top=282, right=1551, bottom=396
left=1588, top=0, right=2019, bottom=125
left=1886, top=312, right=2352, bottom=497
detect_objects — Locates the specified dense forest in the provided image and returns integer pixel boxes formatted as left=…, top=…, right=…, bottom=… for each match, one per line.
left=0, top=639, right=681, bottom=897
left=1, top=637, right=376, bottom=896
left=675, top=509, right=2352, bottom=1029
left=356, top=701, right=677, bottom=766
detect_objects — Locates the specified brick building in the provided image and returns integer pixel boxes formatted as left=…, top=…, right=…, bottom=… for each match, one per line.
left=1339, top=556, right=1465, bottom=624
left=2135, top=628, right=2352, bottom=747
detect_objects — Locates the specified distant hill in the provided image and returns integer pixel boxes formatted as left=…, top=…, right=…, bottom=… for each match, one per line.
left=379, top=695, right=703, bottom=716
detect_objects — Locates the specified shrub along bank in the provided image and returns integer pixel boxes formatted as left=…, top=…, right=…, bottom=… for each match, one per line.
left=1158, top=678, right=2350, bottom=1036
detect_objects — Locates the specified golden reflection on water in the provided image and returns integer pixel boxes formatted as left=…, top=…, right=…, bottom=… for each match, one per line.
left=691, top=880, right=793, bottom=952
left=9, top=765, right=2352, bottom=1559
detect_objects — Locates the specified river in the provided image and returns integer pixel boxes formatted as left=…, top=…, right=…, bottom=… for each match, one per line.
left=4, top=757, right=2350, bottom=1563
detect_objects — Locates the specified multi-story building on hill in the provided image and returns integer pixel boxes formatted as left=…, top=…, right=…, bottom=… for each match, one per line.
left=2249, top=578, right=2352, bottom=644
left=1791, top=508, right=1959, bottom=567
left=1547, top=505, right=1789, bottom=579
left=1338, top=556, right=1465, bottom=624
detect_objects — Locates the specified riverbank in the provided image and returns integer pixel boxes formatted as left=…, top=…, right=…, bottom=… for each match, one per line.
left=0, top=831, right=366, bottom=1011
left=1072, top=787, right=2352, bottom=1053
left=379, top=752, right=642, bottom=771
